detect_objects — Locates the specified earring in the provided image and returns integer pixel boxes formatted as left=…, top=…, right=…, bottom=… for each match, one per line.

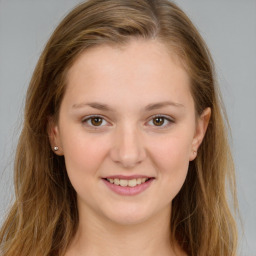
left=53, top=146, right=59, bottom=151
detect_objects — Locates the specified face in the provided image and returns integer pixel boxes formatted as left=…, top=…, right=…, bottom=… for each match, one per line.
left=49, top=39, right=210, bottom=225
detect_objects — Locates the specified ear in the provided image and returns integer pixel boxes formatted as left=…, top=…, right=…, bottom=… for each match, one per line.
left=189, top=107, right=211, bottom=161
left=47, top=116, right=64, bottom=156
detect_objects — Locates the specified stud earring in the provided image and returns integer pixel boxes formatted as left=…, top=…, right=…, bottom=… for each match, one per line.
left=53, top=146, right=59, bottom=151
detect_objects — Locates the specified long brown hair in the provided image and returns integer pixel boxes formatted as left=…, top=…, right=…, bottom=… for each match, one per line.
left=0, top=0, right=238, bottom=255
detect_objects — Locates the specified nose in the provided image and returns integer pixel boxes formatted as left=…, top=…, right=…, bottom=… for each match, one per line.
left=109, top=125, right=147, bottom=168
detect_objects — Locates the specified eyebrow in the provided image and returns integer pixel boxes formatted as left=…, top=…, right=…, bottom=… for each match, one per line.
left=72, top=101, right=184, bottom=111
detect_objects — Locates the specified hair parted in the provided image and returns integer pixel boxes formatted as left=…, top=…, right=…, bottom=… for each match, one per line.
left=0, top=0, right=238, bottom=255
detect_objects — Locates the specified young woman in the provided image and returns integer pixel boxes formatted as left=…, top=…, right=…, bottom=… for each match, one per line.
left=0, top=0, right=238, bottom=255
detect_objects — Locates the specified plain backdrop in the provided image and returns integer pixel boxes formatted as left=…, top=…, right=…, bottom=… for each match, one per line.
left=0, top=0, right=255, bottom=255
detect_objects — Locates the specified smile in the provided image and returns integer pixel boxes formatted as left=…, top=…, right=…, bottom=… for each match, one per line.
left=105, top=177, right=150, bottom=187
left=102, top=176, right=155, bottom=196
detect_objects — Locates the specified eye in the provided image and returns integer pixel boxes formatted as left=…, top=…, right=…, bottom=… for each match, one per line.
left=82, top=115, right=109, bottom=128
left=148, top=115, right=174, bottom=128
left=82, top=114, right=174, bottom=129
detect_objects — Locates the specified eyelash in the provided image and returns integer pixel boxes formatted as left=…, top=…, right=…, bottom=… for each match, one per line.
left=81, top=114, right=174, bottom=129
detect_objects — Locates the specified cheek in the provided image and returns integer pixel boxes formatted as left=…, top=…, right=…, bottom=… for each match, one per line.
left=148, top=132, right=193, bottom=196
left=60, top=132, right=111, bottom=207
left=61, top=130, right=109, bottom=179
left=151, top=132, right=192, bottom=169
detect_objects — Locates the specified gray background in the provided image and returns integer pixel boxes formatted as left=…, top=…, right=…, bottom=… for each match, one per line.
left=0, top=0, right=255, bottom=255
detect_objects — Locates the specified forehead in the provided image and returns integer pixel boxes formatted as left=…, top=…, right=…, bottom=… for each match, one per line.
left=63, top=38, right=192, bottom=110
left=67, top=38, right=184, bottom=78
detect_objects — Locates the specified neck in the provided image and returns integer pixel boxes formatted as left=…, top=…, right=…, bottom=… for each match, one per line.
left=66, top=204, right=184, bottom=256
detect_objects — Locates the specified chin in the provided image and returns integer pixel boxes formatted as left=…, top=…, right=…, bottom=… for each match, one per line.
left=102, top=204, right=153, bottom=226
left=107, top=213, right=150, bottom=226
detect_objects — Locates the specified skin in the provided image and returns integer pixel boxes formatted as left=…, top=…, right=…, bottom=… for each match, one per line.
left=49, top=38, right=210, bottom=256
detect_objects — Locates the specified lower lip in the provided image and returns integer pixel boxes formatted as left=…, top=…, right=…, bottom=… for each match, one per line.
left=102, top=179, right=154, bottom=196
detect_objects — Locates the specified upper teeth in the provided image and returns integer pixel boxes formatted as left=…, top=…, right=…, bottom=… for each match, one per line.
left=107, top=178, right=148, bottom=187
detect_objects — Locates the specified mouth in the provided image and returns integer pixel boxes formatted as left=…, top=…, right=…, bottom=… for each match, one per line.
left=102, top=177, right=155, bottom=188
left=102, top=175, right=155, bottom=196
